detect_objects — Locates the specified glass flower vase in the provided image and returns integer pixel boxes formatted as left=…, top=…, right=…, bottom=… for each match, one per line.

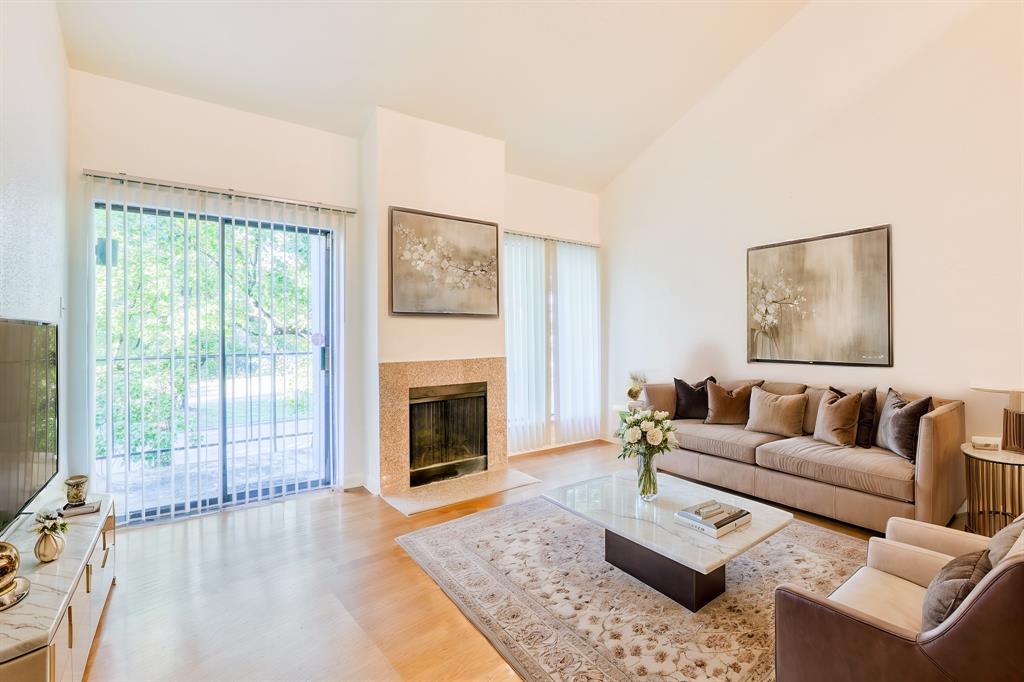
left=637, top=453, right=658, bottom=502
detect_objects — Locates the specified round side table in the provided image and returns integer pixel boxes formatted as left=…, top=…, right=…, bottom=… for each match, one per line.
left=962, top=443, right=1024, bottom=537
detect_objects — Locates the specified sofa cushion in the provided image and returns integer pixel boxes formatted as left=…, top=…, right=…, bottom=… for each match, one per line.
left=761, top=381, right=806, bottom=396
left=673, top=419, right=783, bottom=464
left=921, top=550, right=992, bottom=631
left=832, top=385, right=877, bottom=448
left=876, top=389, right=932, bottom=461
left=673, top=376, right=716, bottom=420
left=746, top=386, right=807, bottom=437
left=803, top=386, right=829, bottom=435
left=813, top=389, right=861, bottom=447
left=706, top=380, right=763, bottom=425
left=644, top=383, right=676, bottom=415
left=755, top=436, right=915, bottom=502
left=989, top=515, right=1024, bottom=566
left=717, top=379, right=765, bottom=391
left=828, top=566, right=926, bottom=633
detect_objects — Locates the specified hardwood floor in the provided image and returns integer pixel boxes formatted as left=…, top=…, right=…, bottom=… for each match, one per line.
left=84, top=442, right=872, bottom=681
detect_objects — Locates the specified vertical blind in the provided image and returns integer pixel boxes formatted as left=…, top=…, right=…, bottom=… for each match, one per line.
left=504, top=233, right=601, bottom=453
left=504, top=234, right=548, bottom=452
left=85, top=174, right=345, bottom=524
left=553, top=241, right=602, bottom=443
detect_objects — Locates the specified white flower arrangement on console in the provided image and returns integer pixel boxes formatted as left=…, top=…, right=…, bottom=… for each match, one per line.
left=617, top=408, right=677, bottom=501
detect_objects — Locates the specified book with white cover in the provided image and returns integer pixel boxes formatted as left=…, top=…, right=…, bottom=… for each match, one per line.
left=677, top=500, right=722, bottom=521
left=675, top=511, right=752, bottom=539
left=674, top=499, right=751, bottom=539
left=971, top=436, right=1002, bottom=451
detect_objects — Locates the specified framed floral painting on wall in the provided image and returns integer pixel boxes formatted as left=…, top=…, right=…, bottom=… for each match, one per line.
left=747, top=224, right=892, bottom=366
left=390, top=207, right=499, bottom=316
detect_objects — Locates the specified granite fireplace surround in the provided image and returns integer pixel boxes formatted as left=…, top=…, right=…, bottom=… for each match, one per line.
left=379, top=357, right=508, bottom=496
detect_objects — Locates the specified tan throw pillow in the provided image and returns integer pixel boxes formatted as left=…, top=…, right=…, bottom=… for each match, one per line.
left=745, top=386, right=807, bottom=437
left=812, top=390, right=862, bottom=447
left=802, top=386, right=829, bottom=434
left=706, top=380, right=764, bottom=425
left=921, top=550, right=991, bottom=631
left=988, top=515, right=1024, bottom=566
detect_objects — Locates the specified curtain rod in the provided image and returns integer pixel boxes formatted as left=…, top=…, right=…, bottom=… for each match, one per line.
left=82, top=169, right=357, bottom=215
left=504, top=229, right=600, bottom=249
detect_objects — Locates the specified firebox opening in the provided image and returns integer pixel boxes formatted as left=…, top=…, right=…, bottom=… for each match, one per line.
left=409, top=382, right=488, bottom=487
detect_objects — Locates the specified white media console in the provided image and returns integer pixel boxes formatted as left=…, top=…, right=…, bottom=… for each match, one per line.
left=0, top=493, right=115, bottom=681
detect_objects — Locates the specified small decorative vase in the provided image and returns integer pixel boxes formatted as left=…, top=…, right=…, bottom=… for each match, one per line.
left=65, top=475, right=89, bottom=507
left=34, top=533, right=65, bottom=563
left=637, top=453, right=658, bottom=502
left=0, top=542, right=19, bottom=592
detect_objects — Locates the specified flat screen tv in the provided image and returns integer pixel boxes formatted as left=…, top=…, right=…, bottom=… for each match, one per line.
left=0, top=319, right=58, bottom=535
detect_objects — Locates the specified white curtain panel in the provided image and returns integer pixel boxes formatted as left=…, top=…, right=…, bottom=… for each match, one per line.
left=504, top=234, right=548, bottom=453
left=84, top=174, right=345, bottom=524
left=553, top=241, right=601, bottom=444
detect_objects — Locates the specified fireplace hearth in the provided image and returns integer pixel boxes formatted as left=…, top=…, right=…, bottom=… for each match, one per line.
left=409, top=382, right=488, bottom=487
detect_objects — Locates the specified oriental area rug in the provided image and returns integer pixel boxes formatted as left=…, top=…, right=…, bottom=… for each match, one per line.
left=398, top=497, right=866, bottom=681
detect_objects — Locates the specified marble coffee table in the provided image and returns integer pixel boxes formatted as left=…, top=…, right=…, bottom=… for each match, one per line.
left=543, top=469, right=793, bottom=611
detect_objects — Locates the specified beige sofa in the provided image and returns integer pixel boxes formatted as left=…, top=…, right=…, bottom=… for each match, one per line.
left=644, top=380, right=966, bottom=532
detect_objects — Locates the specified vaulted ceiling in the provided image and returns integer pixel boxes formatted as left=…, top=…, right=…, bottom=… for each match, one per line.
left=57, top=1, right=803, bottom=191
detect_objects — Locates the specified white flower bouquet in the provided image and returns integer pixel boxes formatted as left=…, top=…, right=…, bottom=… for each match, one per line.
left=616, top=408, right=677, bottom=500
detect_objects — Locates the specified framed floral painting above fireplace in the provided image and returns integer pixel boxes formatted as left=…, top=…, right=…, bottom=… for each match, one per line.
left=390, top=206, right=499, bottom=316
left=747, top=224, right=892, bottom=366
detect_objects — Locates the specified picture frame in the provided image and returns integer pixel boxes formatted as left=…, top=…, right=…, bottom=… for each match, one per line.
left=746, top=224, right=892, bottom=367
left=389, top=206, right=500, bottom=316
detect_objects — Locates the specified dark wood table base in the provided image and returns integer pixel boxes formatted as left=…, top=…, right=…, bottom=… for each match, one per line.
left=605, top=530, right=725, bottom=611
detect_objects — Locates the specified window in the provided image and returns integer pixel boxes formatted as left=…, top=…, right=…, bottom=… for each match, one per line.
left=88, top=175, right=344, bottom=524
left=504, top=233, right=600, bottom=453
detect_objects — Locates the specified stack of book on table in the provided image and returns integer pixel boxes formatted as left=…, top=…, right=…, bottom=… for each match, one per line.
left=674, top=500, right=751, bottom=538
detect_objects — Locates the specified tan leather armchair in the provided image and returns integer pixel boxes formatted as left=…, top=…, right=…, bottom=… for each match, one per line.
left=775, top=517, right=1024, bottom=681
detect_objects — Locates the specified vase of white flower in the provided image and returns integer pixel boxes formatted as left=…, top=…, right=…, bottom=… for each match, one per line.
left=637, top=452, right=658, bottom=501
left=617, top=408, right=677, bottom=502
left=32, top=511, right=68, bottom=563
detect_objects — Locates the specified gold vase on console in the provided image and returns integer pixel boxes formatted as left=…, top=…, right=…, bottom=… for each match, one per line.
left=0, top=541, right=30, bottom=611
left=34, top=532, right=65, bottom=563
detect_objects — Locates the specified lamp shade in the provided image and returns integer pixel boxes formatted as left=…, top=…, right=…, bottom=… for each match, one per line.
left=971, top=386, right=1024, bottom=411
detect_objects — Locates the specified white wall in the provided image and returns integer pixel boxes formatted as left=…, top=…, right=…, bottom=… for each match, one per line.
left=601, top=0, right=1023, bottom=437
left=372, top=107, right=507, bottom=364
left=0, top=0, right=69, bottom=471
left=505, top=173, right=599, bottom=244
left=67, top=70, right=359, bottom=207
left=59, top=74, right=599, bottom=491
left=65, top=70, right=361, bottom=475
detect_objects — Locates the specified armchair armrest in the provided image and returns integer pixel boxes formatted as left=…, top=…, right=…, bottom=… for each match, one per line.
left=914, top=400, right=966, bottom=526
left=885, top=517, right=988, bottom=556
left=867, top=538, right=951, bottom=588
left=774, top=584, right=942, bottom=682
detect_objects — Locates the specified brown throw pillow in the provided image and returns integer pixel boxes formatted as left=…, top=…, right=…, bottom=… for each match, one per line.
left=989, top=515, right=1024, bottom=566
left=831, top=386, right=877, bottom=447
left=673, top=376, right=716, bottom=420
left=813, top=390, right=862, bottom=447
left=706, top=380, right=764, bottom=425
left=921, top=550, right=991, bottom=631
left=745, top=386, right=807, bottom=437
left=875, top=388, right=932, bottom=461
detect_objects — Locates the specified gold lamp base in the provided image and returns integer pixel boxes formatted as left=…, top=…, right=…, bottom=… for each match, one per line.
left=1004, top=408, right=1024, bottom=454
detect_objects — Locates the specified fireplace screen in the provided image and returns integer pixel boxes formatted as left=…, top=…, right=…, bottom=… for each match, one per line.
left=409, top=382, right=487, bottom=487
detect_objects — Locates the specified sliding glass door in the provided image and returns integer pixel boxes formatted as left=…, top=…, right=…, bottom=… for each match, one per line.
left=91, top=182, right=339, bottom=524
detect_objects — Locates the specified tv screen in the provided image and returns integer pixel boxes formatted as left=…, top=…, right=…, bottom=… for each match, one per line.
left=0, top=319, right=58, bottom=535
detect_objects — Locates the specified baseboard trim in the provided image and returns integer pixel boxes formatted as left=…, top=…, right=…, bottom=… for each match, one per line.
left=509, top=439, right=611, bottom=458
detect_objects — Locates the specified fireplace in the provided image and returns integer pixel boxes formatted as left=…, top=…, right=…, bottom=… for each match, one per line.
left=409, top=382, right=488, bottom=487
